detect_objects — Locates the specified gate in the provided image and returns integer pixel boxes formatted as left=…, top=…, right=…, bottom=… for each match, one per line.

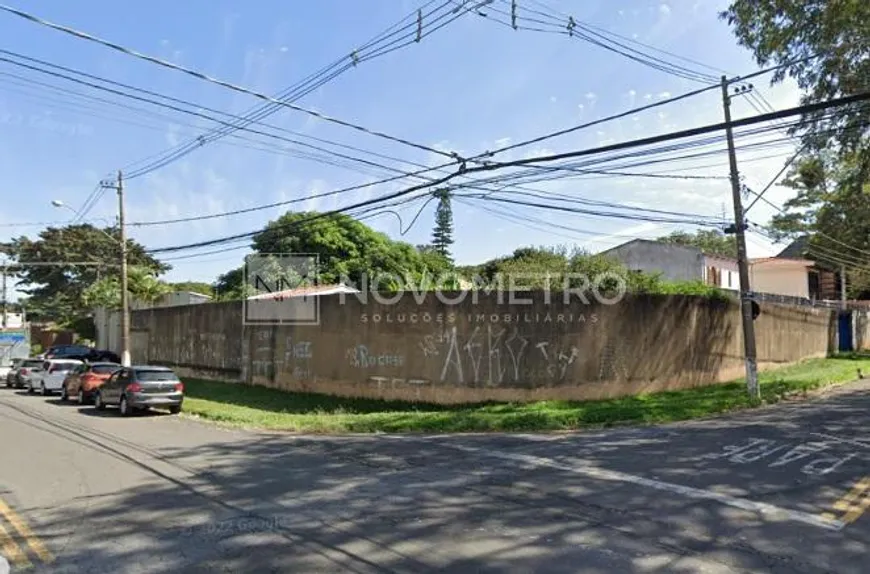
left=838, top=312, right=853, bottom=352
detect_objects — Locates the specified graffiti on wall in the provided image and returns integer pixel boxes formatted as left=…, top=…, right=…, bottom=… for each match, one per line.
left=346, top=345, right=404, bottom=368
left=418, top=325, right=581, bottom=386
left=251, top=331, right=314, bottom=381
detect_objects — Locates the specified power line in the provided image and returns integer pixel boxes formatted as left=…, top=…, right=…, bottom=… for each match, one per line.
left=0, top=3, right=463, bottom=161
left=120, top=0, right=470, bottom=180
left=143, top=94, right=869, bottom=256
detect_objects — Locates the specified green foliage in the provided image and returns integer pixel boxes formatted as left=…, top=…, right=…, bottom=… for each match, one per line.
left=656, top=229, right=737, bottom=258
left=0, top=224, right=167, bottom=324
left=722, top=1, right=870, bottom=296
left=721, top=0, right=870, bottom=157
left=431, top=189, right=454, bottom=261
left=179, top=357, right=869, bottom=432
left=82, top=265, right=171, bottom=310
left=215, top=212, right=448, bottom=299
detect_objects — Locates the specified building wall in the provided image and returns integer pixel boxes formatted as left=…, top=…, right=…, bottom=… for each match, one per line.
left=127, top=292, right=837, bottom=404
left=603, top=241, right=704, bottom=283
left=703, top=256, right=739, bottom=290
left=750, top=264, right=810, bottom=298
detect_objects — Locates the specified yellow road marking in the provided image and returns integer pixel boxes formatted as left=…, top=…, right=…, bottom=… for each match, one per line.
left=0, top=498, right=53, bottom=564
left=823, top=476, right=870, bottom=526
left=0, top=519, right=31, bottom=569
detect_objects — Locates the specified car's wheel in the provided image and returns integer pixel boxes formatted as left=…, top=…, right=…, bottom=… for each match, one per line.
left=169, top=405, right=182, bottom=415
left=60, top=385, right=68, bottom=401
left=41, top=383, right=50, bottom=396
left=5, top=380, right=11, bottom=388
left=27, top=384, right=34, bottom=394
left=77, top=389, right=86, bottom=405
left=94, top=392, right=106, bottom=411
left=119, top=396, right=131, bottom=417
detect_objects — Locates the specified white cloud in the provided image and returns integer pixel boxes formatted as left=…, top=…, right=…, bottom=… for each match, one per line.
left=659, top=4, right=671, bottom=16
left=628, top=89, right=637, bottom=96
left=658, top=91, right=671, bottom=99
left=585, top=92, right=597, bottom=101
left=550, top=96, right=557, bottom=103
left=279, top=46, right=289, bottom=53
left=577, top=103, right=585, bottom=110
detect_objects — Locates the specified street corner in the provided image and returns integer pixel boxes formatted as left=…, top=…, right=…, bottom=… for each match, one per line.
left=0, top=495, right=54, bottom=571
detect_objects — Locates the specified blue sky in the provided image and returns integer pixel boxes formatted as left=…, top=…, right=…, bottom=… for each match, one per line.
left=0, top=0, right=804, bottom=297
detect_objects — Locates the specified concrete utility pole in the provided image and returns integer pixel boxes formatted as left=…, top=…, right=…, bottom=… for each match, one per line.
left=721, top=76, right=760, bottom=400
left=840, top=264, right=847, bottom=310
left=117, top=170, right=131, bottom=367
left=1, top=263, right=7, bottom=329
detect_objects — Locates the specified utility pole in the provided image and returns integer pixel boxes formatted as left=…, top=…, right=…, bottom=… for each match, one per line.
left=1, top=263, right=7, bottom=329
left=840, top=265, right=847, bottom=310
left=721, top=76, right=759, bottom=400
left=117, top=170, right=131, bottom=367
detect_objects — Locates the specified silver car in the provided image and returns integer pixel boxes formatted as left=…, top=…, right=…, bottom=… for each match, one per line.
left=94, top=365, right=184, bottom=416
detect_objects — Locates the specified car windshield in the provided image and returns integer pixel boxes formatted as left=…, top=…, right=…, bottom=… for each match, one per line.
left=135, top=369, right=178, bottom=382
left=91, top=364, right=120, bottom=374
left=23, top=360, right=43, bottom=368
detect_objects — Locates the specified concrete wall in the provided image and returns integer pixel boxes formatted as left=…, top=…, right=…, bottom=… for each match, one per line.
left=603, top=240, right=704, bottom=283
left=750, top=262, right=810, bottom=299
left=130, top=301, right=243, bottom=380
left=128, top=292, right=838, bottom=404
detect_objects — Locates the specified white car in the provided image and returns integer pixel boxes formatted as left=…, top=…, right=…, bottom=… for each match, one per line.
left=30, top=359, right=83, bottom=396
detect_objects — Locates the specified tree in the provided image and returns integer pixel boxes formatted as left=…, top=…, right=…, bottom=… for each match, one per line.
left=721, top=1, right=870, bottom=159
left=656, top=229, right=737, bottom=258
left=430, top=189, right=454, bottom=261
left=721, top=1, right=870, bottom=290
left=212, top=212, right=441, bottom=299
left=82, top=266, right=170, bottom=309
left=0, top=224, right=168, bottom=323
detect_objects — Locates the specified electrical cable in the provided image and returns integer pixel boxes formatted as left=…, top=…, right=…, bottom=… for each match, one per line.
left=0, top=3, right=464, bottom=161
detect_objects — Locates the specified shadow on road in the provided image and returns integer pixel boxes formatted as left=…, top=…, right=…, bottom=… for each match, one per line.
left=13, top=384, right=870, bottom=573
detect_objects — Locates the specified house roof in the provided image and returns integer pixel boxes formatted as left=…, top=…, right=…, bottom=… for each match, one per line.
left=776, top=236, right=810, bottom=259
left=750, top=257, right=814, bottom=267
left=247, top=283, right=360, bottom=300
left=599, top=238, right=701, bottom=256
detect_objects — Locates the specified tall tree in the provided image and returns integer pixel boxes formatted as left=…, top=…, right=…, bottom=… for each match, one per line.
left=722, top=1, right=870, bottom=291
left=721, top=0, right=870, bottom=159
left=168, top=281, right=215, bottom=297
left=431, top=189, right=454, bottom=261
left=214, top=212, right=444, bottom=299
left=656, top=229, right=738, bottom=258
left=82, top=266, right=170, bottom=309
left=0, top=224, right=167, bottom=323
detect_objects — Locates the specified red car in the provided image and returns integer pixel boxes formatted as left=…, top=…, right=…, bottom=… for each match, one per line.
left=61, top=362, right=121, bottom=404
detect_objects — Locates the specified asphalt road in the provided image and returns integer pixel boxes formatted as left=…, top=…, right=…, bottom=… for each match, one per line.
left=0, top=381, right=868, bottom=573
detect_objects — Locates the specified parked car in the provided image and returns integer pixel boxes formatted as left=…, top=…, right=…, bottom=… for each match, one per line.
left=16, top=358, right=45, bottom=390
left=4, top=358, right=24, bottom=388
left=61, top=362, right=120, bottom=404
left=95, top=365, right=184, bottom=416
left=30, top=359, right=83, bottom=396
left=42, top=344, right=92, bottom=360
left=67, top=349, right=122, bottom=364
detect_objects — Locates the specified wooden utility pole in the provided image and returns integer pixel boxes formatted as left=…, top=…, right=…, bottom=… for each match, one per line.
left=840, top=265, right=847, bottom=310
left=721, top=76, right=760, bottom=400
left=117, top=170, right=131, bottom=367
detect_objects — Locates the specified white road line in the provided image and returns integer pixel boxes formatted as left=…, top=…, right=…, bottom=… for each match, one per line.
left=810, top=432, right=870, bottom=450
left=442, top=442, right=847, bottom=532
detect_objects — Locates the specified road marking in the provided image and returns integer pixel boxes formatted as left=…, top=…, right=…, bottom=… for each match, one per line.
left=0, top=520, right=30, bottom=569
left=442, top=443, right=847, bottom=531
left=810, top=432, right=870, bottom=450
left=822, top=476, right=870, bottom=526
left=0, top=498, right=53, bottom=564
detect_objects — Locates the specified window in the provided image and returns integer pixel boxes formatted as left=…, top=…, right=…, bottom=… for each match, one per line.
left=134, top=369, right=179, bottom=382
left=90, top=364, right=120, bottom=375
